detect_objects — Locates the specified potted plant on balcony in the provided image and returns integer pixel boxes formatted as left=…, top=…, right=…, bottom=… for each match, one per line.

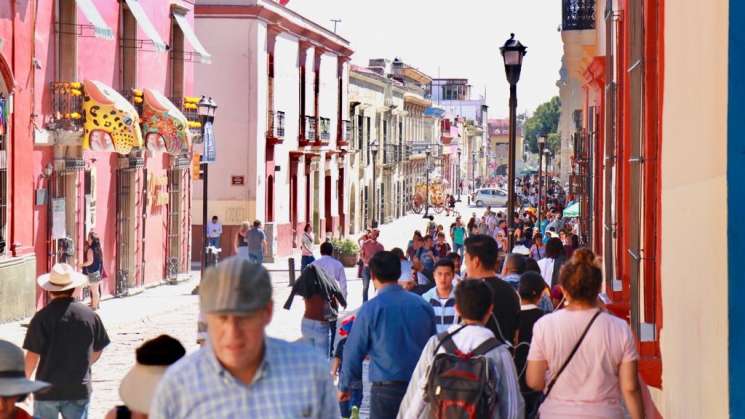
left=331, top=238, right=360, bottom=268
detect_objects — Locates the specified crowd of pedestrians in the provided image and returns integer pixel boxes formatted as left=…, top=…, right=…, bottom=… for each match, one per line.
left=0, top=204, right=652, bottom=419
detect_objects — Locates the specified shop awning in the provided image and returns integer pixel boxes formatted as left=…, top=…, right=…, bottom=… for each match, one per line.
left=563, top=202, right=580, bottom=218
left=76, top=0, right=114, bottom=40
left=142, top=89, right=191, bottom=155
left=82, top=80, right=143, bottom=155
left=124, top=0, right=167, bottom=52
left=172, top=13, right=211, bottom=64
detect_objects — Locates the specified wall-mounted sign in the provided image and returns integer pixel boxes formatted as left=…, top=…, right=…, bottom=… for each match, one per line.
left=51, top=198, right=66, bottom=240
left=231, top=176, right=244, bottom=186
left=148, top=174, right=169, bottom=208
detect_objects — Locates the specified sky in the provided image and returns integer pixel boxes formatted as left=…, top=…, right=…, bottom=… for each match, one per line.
left=288, top=0, right=563, bottom=119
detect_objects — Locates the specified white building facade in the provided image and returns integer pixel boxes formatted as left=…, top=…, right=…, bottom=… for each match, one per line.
left=194, top=0, right=353, bottom=257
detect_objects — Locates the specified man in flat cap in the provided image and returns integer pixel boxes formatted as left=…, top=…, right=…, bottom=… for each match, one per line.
left=150, top=257, right=339, bottom=418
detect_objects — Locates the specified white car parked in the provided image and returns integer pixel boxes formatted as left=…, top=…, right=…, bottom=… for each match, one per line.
left=472, top=188, right=508, bottom=207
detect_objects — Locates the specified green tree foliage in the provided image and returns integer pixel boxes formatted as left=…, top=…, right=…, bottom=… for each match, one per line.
left=524, top=96, right=561, bottom=154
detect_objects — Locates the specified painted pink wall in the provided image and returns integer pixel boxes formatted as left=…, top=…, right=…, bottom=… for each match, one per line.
left=2, top=0, right=200, bottom=301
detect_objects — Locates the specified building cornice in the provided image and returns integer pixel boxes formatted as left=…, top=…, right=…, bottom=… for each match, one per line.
left=195, top=1, right=353, bottom=57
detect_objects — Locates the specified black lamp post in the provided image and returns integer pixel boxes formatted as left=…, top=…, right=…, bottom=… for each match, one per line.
left=456, top=147, right=462, bottom=202
left=500, top=33, right=527, bottom=250
left=369, top=140, right=379, bottom=226
left=423, top=148, right=432, bottom=218
left=198, top=96, right=217, bottom=276
left=537, top=136, right=546, bottom=229
left=471, top=150, right=476, bottom=204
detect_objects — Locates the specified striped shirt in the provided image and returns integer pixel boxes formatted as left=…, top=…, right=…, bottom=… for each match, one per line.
left=421, top=287, right=458, bottom=334
left=149, top=337, right=339, bottom=418
left=397, top=324, right=525, bottom=419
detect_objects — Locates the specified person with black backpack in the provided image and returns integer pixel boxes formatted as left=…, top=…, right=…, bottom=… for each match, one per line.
left=397, top=280, right=524, bottom=419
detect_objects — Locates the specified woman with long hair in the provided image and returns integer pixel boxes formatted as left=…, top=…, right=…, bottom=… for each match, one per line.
left=79, top=231, right=103, bottom=310
left=526, top=249, right=644, bottom=419
left=538, top=237, right=566, bottom=288
left=530, top=233, right=546, bottom=261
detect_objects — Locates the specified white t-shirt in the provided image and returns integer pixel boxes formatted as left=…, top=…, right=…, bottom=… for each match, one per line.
left=537, top=257, right=555, bottom=287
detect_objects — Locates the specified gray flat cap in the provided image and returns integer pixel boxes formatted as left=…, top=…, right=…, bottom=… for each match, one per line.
left=199, top=257, right=272, bottom=315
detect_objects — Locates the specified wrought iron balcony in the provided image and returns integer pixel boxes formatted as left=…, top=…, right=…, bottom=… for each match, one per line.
left=319, top=117, right=331, bottom=141
left=267, top=110, right=285, bottom=141
left=340, top=119, right=351, bottom=144
left=562, top=0, right=595, bottom=31
left=305, top=115, right=316, bottom=141
left=383, top=144, right=401, bottom=165
left=47, top=82, right=85, bottom=142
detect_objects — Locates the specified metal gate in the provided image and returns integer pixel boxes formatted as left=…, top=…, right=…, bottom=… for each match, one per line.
left=166, top=169, right=184, bottom=281
left=116, top=159, right=143, bottom=296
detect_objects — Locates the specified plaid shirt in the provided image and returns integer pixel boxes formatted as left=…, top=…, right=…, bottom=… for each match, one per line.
left=150, top=337, right=339, bottom=418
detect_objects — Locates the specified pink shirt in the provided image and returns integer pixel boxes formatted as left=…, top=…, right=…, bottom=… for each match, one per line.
left=527, top=309, right=638, bottom=419
left=360, top=239, right=384, bottom=266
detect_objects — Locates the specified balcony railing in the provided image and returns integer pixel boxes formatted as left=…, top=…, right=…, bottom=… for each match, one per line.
left=267, top=110, right=285, bottom=140
left=340, top=119, right=351, bottom=144
left=305, top=115, right=316, bottom=141
left=383, top=144, right=403, bottom=165
left=319, top=117, right=331, bottom=141
left=169, top=96, right=203, bottom=142
left=47, top=82, right=85, bottom=136
left=562, top=0, right=595, bottom=31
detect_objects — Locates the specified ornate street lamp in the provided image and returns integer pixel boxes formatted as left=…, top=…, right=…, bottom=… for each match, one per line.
left=537, top=136, right=546, bottom=229
left=423, top=148, right=433, bottom=218
left=500, top=33, right=527, bottom=250
left=369, top=140, right=379, bottom=226
left=456, top=147, right=462, bottom=202
left=198, top=96, right=218, bottom=276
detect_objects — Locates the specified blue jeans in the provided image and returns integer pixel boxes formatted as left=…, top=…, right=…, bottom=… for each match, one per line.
left=207, top=237, right=220, bottom=248
left=370, top=382, right=407, bottom=419
left=301, top=317, right=331, bottom=357
left=339, top=387, right=364, bottom=418
left=453, top=242, right=465, bottom=259
left=301, top=255, right=315, bottom=271
left=248, top=250, right=264, bottom=264
left=35, top=399, right=89, bottom=419
left=362, top=266, right=371, bottom=302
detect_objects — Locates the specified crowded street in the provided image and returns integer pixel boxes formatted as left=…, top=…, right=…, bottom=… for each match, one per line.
left=0, top=0, right=741, bottom=418
left=2, top=199, right=489, bottom=418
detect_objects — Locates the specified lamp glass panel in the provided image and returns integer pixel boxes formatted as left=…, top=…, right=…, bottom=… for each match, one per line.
left=503, top=50, right=522, bottom=66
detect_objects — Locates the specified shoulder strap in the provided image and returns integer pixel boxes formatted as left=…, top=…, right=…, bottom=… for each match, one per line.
left=470, top=337, right=501, bottom=356
left=544, top=310, right=601, bottom=398
left=433, top=324, right=467, bottom=355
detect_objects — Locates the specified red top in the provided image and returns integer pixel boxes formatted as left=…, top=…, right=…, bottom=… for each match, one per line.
left=360, top=239, right=384, bottom=266
left=13, top=408, right=32, bottom=419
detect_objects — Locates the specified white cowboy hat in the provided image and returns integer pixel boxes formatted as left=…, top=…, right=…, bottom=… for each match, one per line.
left=37, top=263, right=88, bottom=292
left=119, top=364, right=169, bottom=413
left=119, top=335, right=186, bottom=413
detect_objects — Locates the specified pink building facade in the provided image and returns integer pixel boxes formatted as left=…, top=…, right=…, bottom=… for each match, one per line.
left=193, top=0, right=353, bottom=259
left=0, top=0, right=208, bottom=322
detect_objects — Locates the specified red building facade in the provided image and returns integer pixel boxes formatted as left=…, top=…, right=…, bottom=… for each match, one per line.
left=0, top=0, right=208, bottom=322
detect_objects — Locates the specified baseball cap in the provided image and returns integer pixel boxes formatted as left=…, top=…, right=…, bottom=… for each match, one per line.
left=199, top=257, right=273, bottom=315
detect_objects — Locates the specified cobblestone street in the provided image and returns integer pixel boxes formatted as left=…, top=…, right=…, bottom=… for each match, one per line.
left=0, top=200, right=489, bottom=417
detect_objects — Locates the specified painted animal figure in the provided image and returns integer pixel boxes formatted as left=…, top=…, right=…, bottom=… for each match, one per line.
left=82, top=79, right=143, bottom=154
left=141, top=88, right=191, bottom=155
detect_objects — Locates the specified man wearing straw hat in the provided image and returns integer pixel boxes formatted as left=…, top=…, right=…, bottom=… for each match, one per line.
left=150, top=257, right=339, bottom=418
left=23, top=263, right=110, bottom=419
left=0, top=339, right=50, bottom=419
